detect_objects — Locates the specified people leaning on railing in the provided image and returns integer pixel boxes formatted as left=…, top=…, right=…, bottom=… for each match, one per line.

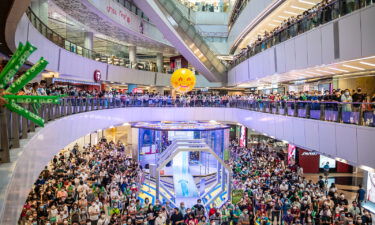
left=229, top=0, right=374, bottom=67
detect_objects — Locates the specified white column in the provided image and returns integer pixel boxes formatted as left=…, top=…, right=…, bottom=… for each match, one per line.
left=31, top=0, right=49, bottom=24
left=155, top=87, right=164, bottom=95
left=84, top=32, right=93, bottom=58
left=84, top=32, right=93, bottom=50
left=156, top=52, right=163, bottom=72
left=129, top=46, right=137, bottom=69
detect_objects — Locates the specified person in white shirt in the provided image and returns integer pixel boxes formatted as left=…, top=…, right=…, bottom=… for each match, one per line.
left=97, top=212, right=110, bottom=225
left=89, top=202, right=100, bottom=224
left=155, top=211, right=167, bottom=225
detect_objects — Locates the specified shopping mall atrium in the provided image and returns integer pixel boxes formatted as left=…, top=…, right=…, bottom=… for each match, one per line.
left=0, top=0, right=375, bottom=224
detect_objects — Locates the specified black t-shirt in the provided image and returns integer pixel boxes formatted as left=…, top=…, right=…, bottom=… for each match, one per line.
left=338, top=198, right=348, bottom=206
left=170, top=212, right=184, bottom=225
left=135, top=213, right=145, bottom=224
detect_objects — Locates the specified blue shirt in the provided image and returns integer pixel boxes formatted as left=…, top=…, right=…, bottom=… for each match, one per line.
left=358, top=188, right=365, bottom=201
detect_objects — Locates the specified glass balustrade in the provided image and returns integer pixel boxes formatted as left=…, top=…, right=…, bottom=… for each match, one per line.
left=26, top=8, right=165, bottom=73
left=230, top=0, right=375, bottom=68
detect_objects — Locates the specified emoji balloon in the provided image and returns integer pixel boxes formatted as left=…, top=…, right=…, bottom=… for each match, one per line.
left=170, top=68, right=196, bottom=93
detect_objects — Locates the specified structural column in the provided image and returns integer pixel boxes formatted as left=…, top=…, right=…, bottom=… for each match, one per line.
left=155, top=87, right=164, bottom=95
left=31, top=0, right=49, bottom=24
left=129, top=46, right=137, bottom=69
left=156, top=52, right=163, bottom=72
left=84, top=32, right=94, bottom=58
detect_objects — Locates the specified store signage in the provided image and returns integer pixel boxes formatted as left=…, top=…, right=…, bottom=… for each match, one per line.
left=106, top=5, right=131, bottom=24
left=88, top=0, right=139, bottom=32
left=93, top=70, right=101, bottom=82
left=301, top=152, right=318, bottom=156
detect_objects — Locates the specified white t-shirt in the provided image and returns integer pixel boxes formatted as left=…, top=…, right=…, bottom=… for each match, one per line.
left=89, top=204, right=100, bottom=221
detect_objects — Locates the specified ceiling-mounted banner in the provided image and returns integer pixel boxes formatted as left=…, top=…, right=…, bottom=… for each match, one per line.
left=0, top=42, right=62, bottom=127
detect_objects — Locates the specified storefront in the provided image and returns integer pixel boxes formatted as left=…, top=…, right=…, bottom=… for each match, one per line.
left=295, top=148, right=353, bottom=173
left=46, top=78, right=101, bottom=92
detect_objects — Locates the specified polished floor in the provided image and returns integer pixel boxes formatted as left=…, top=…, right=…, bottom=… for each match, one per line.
left=305, top=172, right=364, bottom=203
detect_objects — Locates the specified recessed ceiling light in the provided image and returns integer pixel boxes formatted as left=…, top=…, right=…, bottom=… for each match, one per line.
left=278, top=15, right=288, bottom=19
left=268, top=23, right=277, bottom=26
left=291, top=5, right=308, bottom=10
left=359, top=61, right=375, bottom=67
left=273, top=19, right=282, bottom=23
left=316, top=69, right=335, bottom=74
left=298, top=0, right=316, bottom=5
left=305, top=71, right=322, bottom=76
left=284, top=10, right=298, bottom=15
left=327, top=67, right=349, bottom=73
left=342, top=64, right=365, bottom=70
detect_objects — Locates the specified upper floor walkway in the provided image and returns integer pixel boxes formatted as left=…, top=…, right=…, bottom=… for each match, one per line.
left=228, top=1, right=375, bottom=86
left=15, top=11, right=221, bottom=87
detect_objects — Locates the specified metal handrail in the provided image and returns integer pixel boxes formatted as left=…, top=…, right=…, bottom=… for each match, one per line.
left=230, top=0, right=375, bottom=67
left=0, top=97, right=374, bottom=163
left=25, top=8, right=164, bottom=73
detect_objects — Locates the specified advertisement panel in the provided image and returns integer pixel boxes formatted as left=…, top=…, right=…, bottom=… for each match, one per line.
left=287, top=144, right=296, bottom=165
left=367, top=172, right=375, bottom=203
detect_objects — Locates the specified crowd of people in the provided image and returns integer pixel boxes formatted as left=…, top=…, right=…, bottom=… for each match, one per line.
left=19, top=137, right=373, bottom=224
left=231, top=0, right=374, bottom=67
left=24, top=80, right=375, bottom=107
left=19, top=139, right=143, bottom=224
left=229, top=140, right=372, bottom=224
left=177, top=0, right=230, bottom=13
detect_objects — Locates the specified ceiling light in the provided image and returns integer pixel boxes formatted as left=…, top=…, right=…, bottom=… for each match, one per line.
left=291, top=5, right=308, bottom=10
left=359, top=61, right=375, bottom=67
left=273, top=19, right=282, bottom=23
left=327, top=67, right=349, bottom=73
left=278, top=15, right=288, bottom=19
left=316, top=69, right=335, bottom=74
left=298, top=0, right=316, bottom=5
left=342, top=64, right=365, bottom=70
left=284, top=10, right=298, bottom=15
left=268, top=23, right=277, bottom=26
left=360, top=55, right=375, bottom=60
left=305, top=71, right=322, bottom=76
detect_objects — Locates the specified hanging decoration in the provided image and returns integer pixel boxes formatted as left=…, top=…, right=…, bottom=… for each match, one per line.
left=170, top=68, right=196, bottom=93
left=0, top=42, right=63, bottom=127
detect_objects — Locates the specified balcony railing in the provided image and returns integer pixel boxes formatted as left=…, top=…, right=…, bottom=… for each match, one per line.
left=230, top=0, right=375, bottom=68
left=0, top=97, right=373, bottom=163
left=25, top=8, right=163, bottom=73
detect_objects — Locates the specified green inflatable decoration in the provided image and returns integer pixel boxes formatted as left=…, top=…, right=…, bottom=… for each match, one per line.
left=0, top=42, right=37, bottom=89
left=0, top=42, right=63, bottom=127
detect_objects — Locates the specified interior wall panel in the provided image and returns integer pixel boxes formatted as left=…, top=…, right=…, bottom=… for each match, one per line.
left=307, top=29, right=322, bottom=67
left=360, top=5, right=375, bottom=57
left=335, top=124, right=358, bottom=163
left=321, top=23, right=335, bottom=64
left=338, top=13, right=362, bottom=60
left=294, top=34, right=308, bottom=69
left=284, top=40, right=296, bottom=72
left=276, top=44, right=286, bottom=73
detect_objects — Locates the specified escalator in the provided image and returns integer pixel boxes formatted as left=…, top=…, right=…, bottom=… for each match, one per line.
left=135, top=0, right=227, bottom=82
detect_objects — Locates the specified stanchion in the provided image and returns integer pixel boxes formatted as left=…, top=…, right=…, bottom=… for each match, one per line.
left=11, top=111, right=20, bottom=148
left=0, top=107, right=10, bottom=163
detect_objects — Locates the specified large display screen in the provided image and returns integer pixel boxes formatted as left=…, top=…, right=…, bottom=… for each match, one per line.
left=367, top=172, right=375, bottom=203
left=319, top=155, right=336, bottom=168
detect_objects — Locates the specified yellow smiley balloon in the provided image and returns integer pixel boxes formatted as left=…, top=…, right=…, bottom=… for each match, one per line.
left=170, top=68, right=196, bottom=93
